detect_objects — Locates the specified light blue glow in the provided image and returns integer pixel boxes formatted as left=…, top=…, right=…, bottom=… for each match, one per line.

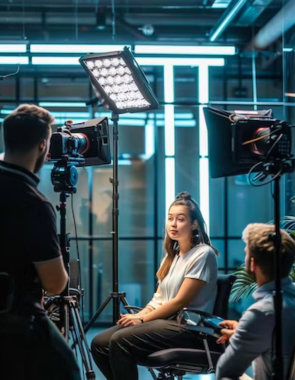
left=32, top=57, right=80, bottom=65
left=145, top=121, right=155, bottom=159
left=199, top=158, right=210, bottom=234
left=164, top=64, right=175, bottom=157
left=137, top=57, right=225, bottom=66
left=165, top=157, right=175, bottom=217
left=0, top=44, right=27, bottom=53
left=30, top=44, right=131, bottom=53
left=30, top=56, right=225, bottom=67
left=0, top=57, right=28, bottom=65
left=198, top=65, right=209, bottom=156
left=156, top=120, right=196, bottom=127
left=198, top=66, right=210, bottom=232
left=39, top=102, right=87, bottom=107
left=135, top=45, right=235, bottom=55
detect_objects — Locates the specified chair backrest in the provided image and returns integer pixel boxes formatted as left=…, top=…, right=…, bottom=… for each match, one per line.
left=213, top=274, right=237, bottom=319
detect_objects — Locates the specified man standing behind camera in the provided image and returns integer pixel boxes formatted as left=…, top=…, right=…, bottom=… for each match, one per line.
left=0, top=105, right=81, bottom=380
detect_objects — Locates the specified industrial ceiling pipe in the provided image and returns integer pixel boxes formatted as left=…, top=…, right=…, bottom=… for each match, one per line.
left=253, top=0, right=295, bottom=49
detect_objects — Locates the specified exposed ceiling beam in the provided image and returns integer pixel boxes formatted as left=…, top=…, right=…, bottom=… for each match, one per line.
left=209, top=0, right=248, bottom=41
left=236, top=0, right=273, bottom=26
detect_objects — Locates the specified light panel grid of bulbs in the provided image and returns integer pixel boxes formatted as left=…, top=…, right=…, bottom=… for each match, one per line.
left=85, top=56, right=151, bottom=111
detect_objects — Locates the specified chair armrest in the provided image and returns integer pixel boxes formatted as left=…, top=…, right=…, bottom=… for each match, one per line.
left=187, top=325, right=215, bottom=337
left=124, top=305, right=143, bottom=313
left=181, top=308, right=225, bottom=337
left=183, top=308, right=216, bottom=318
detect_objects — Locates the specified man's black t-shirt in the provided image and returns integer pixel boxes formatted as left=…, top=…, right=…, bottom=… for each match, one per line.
left=0, top=161, right=61, bottom=314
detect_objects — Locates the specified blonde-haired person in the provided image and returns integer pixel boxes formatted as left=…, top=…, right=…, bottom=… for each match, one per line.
left=0, top=105, right=81, bottom=380
left=216, top=223, right=295, bottom=380
left=91, top=191, right=220, bottom=380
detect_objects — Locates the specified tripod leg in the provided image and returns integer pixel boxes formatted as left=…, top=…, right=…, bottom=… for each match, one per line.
left=69, top=301, right=96, bottom=380
left=120, top=295, right=129, bottom=307
left=60, top=300, right=70, bottom=343
left=84, top=294, right=113, bottom=334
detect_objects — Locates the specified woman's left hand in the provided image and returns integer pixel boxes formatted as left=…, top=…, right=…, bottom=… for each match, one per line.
left=117, top=314, right=143, bottom=327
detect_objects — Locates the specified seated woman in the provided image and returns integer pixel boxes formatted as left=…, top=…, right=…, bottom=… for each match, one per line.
left=91, top=191, right=219, bottom=380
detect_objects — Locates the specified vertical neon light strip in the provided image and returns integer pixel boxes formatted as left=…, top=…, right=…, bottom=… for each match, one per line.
left=198, top=65, right=210, bottom=233
left=164, top=64, right=175, bottom=216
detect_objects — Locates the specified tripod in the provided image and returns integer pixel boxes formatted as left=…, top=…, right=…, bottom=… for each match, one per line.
left=45, top=189, right=95, bottom=380
left=84, top=112, right=129, bottom=332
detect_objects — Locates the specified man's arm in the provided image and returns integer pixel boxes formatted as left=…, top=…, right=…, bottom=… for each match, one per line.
left=35, top=256, right=68, bottom=295
left=216, top=307, right=273, bottom=380
left=30, top=201, right=68, bottom=295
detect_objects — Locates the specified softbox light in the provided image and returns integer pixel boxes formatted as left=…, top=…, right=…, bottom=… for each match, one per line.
left=203, top=106, right=292, bottom=178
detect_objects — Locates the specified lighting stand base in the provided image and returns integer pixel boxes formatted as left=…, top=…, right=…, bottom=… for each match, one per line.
left=84, top=292, right=129, bottom=334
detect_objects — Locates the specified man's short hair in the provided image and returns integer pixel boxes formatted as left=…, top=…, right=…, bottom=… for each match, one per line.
left=242, top=223, right=295, bottom=279
left=3, top=104, right=55, bottom=154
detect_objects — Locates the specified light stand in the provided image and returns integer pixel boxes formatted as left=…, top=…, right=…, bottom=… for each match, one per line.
left=84, top=112, right=128, bottom=332
left=272, top=173, right=283, bottom=380
left=203, top=106, right=295, bottom=380
left=79, top=46, right=159, bottom=328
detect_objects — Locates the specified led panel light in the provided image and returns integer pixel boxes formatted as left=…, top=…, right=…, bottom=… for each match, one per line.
left=79, top=46, right=159, bottom=114
left=30, top=44, right=131, bottom=53
left=0, top=44, right=27, bottom=53
left=135, top=45, right=235, bottom=55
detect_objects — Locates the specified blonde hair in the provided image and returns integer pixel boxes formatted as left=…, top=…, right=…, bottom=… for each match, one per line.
left=242, top=223, right=295, bottom=279
left=3, top=104, right=55, bottom=153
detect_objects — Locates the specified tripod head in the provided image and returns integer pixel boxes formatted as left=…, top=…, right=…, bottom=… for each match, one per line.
left=51, top=155, right=85, bottom=194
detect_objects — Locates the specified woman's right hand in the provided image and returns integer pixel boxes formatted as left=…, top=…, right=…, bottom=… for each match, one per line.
left=216, top=320, right=239, bottom=344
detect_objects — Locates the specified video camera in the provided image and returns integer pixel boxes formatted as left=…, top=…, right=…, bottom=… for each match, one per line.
left=48, top=117, right=111, bottom=193
left=49, top=117, right=111, bottom=167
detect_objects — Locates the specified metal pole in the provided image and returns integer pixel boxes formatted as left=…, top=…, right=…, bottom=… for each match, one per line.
left=111, top=112, right=120, bottom=324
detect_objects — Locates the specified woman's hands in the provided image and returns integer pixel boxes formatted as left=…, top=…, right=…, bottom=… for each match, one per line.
left=216, top=319, right=239, bottom=344
left=117, top=313, right=143, bottom=327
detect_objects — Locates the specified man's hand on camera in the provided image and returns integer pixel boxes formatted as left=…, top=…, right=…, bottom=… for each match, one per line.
left=117, top=313, right=143, bottom=327
left=216, top=319, right=239, bottom=344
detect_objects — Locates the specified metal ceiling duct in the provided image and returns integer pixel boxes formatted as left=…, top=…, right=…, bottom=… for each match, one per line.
left=253, top=0, right=295, bottom=49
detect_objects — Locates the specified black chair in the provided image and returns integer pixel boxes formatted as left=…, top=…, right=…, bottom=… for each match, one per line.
left=0, top=272, right=14, bottom=313
left=131, top=274, right=236, bottom=380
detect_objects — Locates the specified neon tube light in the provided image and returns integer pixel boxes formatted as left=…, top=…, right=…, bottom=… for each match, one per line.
left=165, top=158, right=175, bottom=217
left=30, top=44, right=131, bottom=53
left=0, top=44, right=27, bottom=53
left=198, top=65, right=210, bottom=231
left=0, top=57, right=28, bottom=65
left=135, top=45, right=235, bottom=55
left=210, top=0, right=248, bottom=42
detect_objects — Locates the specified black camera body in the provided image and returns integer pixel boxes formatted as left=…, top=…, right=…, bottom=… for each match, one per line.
left=49, top=117, right=111, bottom=167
